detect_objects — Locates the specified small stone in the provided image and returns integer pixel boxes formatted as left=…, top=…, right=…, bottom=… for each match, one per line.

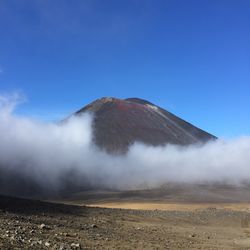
left=39, top=223, right=46, bottom=229
left=71, top=243, right=80, bottom=248
left=189, top=233, right=196, bottom=238
left=59, top=244, right=65, bottom=250
left=91, top=224, right=97, bottom=228
left=45, top=242, right=51, bottom=247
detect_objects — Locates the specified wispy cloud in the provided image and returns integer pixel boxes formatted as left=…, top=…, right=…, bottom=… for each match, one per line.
left=1, top=92, right=250, bottom=198
left=1, top=1, right=152, bottom=39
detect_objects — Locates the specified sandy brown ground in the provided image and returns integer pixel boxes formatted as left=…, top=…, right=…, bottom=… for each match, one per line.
left=87, top=202, right=250, bottom=212
left=2, top=184, right=250, bottom=249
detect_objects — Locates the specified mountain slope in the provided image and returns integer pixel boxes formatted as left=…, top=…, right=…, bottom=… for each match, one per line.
left=76, top=97, right=216, bottom=153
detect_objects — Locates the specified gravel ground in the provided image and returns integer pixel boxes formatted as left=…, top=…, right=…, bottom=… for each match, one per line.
left=1, top=195, right=250, bottom=249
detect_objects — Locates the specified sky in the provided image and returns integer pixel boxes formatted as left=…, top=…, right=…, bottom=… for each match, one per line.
left=0, top=0, right=249, bottom=138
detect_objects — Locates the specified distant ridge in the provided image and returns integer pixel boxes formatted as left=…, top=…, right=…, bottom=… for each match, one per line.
left=75, top=97, right=216, bottom=153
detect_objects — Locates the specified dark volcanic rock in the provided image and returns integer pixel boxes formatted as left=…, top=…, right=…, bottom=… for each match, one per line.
left=76, top=97, right=216, bottom=153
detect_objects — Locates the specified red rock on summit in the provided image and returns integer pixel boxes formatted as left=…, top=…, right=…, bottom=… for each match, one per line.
left=76, top=97, right=216, bottom=153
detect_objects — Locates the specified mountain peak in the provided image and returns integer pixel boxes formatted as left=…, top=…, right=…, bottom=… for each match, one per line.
left=75, top=97, right=216, bottom=153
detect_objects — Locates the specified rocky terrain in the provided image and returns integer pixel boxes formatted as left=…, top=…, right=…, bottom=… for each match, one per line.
left=1, top=194, right=250, bottom=249
left=75, top=97, right=216, bottom=153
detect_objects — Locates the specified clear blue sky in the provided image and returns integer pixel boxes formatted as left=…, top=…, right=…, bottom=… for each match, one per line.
left=0, top=0, right=249, bottom=138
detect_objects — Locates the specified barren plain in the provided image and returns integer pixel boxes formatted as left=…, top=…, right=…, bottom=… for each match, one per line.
left=1, top=184, right=250, bottom=249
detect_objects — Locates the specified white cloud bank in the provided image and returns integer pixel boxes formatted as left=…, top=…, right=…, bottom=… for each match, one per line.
left=0, top=93, right=250, bottom=197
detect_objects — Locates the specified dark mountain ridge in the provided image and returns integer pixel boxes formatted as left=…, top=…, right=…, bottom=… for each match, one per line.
left=76, top=97, right=216, bottom=153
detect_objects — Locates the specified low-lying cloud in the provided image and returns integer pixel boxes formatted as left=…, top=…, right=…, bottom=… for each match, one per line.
left=0, top=93, right=250, bottom=198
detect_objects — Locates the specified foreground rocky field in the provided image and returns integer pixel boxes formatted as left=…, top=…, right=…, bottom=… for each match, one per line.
left=1, top=195, right=250, bottom=249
